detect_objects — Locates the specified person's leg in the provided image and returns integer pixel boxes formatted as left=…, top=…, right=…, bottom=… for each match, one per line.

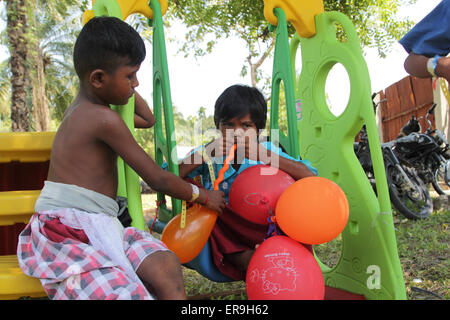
left=124, top=227, right=187, bottom=300
left=136, top=251, right=187, bottom=300
left=224, top=249, right=255, bottom=272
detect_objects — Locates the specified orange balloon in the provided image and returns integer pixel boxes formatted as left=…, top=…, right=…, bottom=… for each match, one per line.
left=161, top=204, right=218, bottom=263
left=275, top=176, right=349, bottom=245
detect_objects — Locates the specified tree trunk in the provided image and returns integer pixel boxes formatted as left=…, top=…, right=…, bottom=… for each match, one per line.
left=6, top=0, right=30, bottom=132
left=31, top=48, right=50, bottom=131
left=246, top=38, right=275, bottom=88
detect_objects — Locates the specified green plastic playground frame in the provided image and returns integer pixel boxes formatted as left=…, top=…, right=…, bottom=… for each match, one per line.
left=94, top=0, right=406, bottom=299
left=289, top=11, right=406, bottom=299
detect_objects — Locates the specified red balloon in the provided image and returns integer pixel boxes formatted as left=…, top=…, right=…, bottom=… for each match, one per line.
left=229, top=165, right=295, bottom=225
left=246, top=236, right=324, bottom=300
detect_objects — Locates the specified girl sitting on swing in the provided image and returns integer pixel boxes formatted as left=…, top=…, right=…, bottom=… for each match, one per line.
left=177, top=84, right=318, bottom=280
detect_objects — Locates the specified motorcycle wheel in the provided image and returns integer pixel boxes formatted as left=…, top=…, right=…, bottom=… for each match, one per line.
left=385, top=162, right=433, bottom=219
left=431, top=160, right=450, bottom=195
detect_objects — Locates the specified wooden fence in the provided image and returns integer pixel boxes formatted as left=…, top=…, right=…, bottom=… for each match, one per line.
left=377, top=76, right=434, bottom=142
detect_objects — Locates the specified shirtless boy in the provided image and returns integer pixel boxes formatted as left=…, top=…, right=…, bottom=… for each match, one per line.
left=17, top=16, right=225, bottom=300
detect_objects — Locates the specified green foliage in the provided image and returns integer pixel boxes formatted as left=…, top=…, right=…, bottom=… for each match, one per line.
left=28, top=0, right=83, bottom=122
left=1, top=0, right=83, bottom=130
left=169, top=0, right=417, bottom=55
left=0, top=59, right=10, bottom=120
left=168, top=0, right=418, bottom=91
left=324, top=0, right=417, bottom=58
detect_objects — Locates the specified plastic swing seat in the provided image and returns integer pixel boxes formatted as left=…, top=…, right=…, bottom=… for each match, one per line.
left=184, top=240, right=233, bottom=283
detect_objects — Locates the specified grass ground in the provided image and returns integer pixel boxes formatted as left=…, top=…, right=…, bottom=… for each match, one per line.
left=142, top=193, right=449, bottom=300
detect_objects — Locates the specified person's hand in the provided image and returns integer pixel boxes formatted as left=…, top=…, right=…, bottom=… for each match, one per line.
left=436, top=56, right=450, bottom=83
left=204, top=189, right=226, bottom=214
left=236, top=132, right=259, bottom=162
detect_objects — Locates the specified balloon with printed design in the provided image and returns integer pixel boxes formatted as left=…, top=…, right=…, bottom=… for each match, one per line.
left=246, top=235, right=324, bottom=300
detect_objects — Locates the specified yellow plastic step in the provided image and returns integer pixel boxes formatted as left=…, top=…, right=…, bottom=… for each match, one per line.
left=0, top=132, right=55, bottom=163
left=0, top=190, right=40, bottom=226
left=0, top=255, right=45, bottom=300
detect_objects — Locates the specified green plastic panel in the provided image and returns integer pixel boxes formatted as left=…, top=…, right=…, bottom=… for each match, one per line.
left=292, top=11, right=406, bottom=299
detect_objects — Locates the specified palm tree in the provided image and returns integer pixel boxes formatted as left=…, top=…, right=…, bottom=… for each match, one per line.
left=5, top=0, right=29, bottom=132
left=27, top=0, right=81, bottom=130
left=1, top=0, right=81, bottom=131
left=0, top=59, right=11, bottom=131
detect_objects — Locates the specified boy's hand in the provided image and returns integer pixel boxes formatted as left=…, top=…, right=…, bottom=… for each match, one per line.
left=204, top=189, right=226, bottom=214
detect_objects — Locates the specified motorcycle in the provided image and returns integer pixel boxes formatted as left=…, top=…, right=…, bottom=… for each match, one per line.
left=397, top=104, right=450, bottom=196
left=355, top=101, right=450, bottom=220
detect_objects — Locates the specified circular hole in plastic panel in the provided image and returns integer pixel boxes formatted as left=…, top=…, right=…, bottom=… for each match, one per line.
left=313, top=234, right=343, bottom=271
left=325, top=62, right=350, bottom=117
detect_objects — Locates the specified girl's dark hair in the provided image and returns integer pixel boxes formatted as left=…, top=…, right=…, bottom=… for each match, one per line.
left=214, top=84, right=267, bottom=130
left=73, top=16, right=146, bottom=79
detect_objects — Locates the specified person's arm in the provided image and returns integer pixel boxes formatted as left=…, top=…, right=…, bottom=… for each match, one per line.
left=97, top=109, right=225, bottom=213
left=178, top=149, right=205, bottom=178
left=237, top=135, right=316, bottom=181
left=134, top=91, right=155, bottom=128
left=404, top=52, right=450, bottom=83
left=258, top=145, right=316, bottom=181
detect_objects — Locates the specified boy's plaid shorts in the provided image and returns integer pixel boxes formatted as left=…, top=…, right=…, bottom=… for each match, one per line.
left=17, top=212, right=168, bottom=300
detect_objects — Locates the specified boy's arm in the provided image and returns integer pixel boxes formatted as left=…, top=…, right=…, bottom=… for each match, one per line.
left=134, top=91, right=155, bottom=128
left=97, top=109, right=225, bottom=212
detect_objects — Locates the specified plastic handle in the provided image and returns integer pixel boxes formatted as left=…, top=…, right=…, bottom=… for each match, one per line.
left=213, top=144, right=237, bottom=191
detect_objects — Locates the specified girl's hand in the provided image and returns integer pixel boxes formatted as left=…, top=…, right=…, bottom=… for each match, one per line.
left=205, top=134, right=235, bottom=159
left=235, top=129, right=264, bottom=162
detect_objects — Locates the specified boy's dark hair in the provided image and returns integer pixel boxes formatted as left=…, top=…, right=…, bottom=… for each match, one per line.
left=73, top=16, right=146, bottom=79
left=214, top=84, right=267, bottom=130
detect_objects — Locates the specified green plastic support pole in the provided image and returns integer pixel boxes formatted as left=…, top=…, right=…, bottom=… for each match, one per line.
left=149, top=0, right=182, bottom=222
left=269, top=8, right=300, bottom=159
left=92, top=0, right=145, bottom=230
left=292, top=11, right=406, bottom=299
left=114, top=95, right=146, bottom=231
left=289, top=34, right=301, bottom=102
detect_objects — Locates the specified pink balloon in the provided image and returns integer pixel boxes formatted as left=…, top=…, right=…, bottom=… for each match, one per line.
left=229, top=165, right=294, bottom=225
left=246, top=236, right=324, bottom=300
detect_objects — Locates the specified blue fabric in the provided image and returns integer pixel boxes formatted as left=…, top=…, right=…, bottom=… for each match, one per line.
left=183, top=240, right=233, bottom=282
left=183, top=141, right=318, bottom=203
left=399, top=0, right=450, bottom=57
